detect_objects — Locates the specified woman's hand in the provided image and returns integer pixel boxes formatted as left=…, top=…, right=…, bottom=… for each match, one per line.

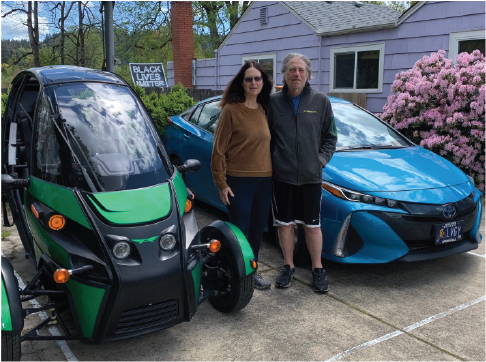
left=219, top=187, right=234, bottom=205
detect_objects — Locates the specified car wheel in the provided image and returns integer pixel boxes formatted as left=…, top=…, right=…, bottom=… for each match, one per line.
left=274, top=224, right=310, bottom=266
left=2, top=332, right=21, bottom=361
left=203, top=251, right=254, bottom=313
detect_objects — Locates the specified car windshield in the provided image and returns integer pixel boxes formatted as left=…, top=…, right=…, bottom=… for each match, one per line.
left=54, top=83, right=171, bottom=192
left=332, top=103, right=410, bottom=151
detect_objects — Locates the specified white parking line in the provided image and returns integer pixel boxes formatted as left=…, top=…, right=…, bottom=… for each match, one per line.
left=327, top=296, right=485, bottom=361
left=3, top=254, right=78, bottom=362
left=467, top=251, right=486, bottom=258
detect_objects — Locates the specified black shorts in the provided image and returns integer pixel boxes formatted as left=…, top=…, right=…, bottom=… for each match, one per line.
left=271, top=179, right=322, bottom=228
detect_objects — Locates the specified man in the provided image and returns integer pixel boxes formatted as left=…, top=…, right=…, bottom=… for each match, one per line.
left=267, top=53, right=337, bottom=293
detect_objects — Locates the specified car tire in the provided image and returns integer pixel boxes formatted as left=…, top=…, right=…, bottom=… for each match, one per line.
left=2, top=332, right=21, bottom=361
left=274, top=224, right=310, bottom=266
left=206, top=255, right=255, bottom=313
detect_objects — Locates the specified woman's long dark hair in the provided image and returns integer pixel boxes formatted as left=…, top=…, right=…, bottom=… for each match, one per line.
left=219, top=61, right=273, bottom=110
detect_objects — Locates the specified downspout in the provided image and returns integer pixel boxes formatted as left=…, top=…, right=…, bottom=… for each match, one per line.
left=215, top=49, right=219, bottom=90
left=318, top=36, right=322, bottom=91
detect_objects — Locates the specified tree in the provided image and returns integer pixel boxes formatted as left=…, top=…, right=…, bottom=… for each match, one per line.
left=361, top=1, right=418, bottom=13
left=50, top=1, right=75, bottom=64
left=2, top=1, right=42, bottom=66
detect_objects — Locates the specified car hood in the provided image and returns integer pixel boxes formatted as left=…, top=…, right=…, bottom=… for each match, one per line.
left=86, top=183, right=173, bottom=225
left=323, top=146, right=470, bottom=192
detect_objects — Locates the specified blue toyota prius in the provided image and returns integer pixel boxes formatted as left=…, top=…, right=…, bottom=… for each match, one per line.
left=163, top=95, right=483, bottom=264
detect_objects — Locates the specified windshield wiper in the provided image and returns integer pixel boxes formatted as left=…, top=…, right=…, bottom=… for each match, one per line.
left=338, top=145, right=408, bottom=151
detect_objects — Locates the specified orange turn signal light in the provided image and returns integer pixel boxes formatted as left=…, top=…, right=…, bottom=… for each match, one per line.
left=250, top=258, right=257, bottom=270
left=53, top=269, right=71, bottom=284
left=209, top=240, right=221, bottom=253
left=322, top=183, right=343, bottom=198
left=48, top=214, right=66, bottom=231
left=184, top=199, right=193, bottom=213
left=31, top=204, right=39, bottom=219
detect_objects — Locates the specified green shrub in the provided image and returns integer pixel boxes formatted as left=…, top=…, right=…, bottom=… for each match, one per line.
left=2, top=88, right=10, bottom=118
left=137, top=83, right=195, bottom=137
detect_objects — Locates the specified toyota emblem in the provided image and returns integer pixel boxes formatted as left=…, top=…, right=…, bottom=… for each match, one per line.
left=443, top=204, right=457, bottom=219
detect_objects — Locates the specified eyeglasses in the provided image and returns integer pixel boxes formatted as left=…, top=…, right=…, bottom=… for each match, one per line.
left=244, top=76, right=262, bottom=83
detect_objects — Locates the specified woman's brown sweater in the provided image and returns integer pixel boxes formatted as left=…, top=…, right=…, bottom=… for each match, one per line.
left=211, top=102, right=272, bottom=190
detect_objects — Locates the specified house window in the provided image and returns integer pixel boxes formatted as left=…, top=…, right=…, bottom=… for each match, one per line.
left=330, top=43, right=385, bottom=93
left=242, top=54, right=276, bottom=90
left=449, top=30, right=485, bottom=59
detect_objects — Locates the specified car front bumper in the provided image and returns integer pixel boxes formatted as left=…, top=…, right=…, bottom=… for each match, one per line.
left=321, top=189, right=483, bottom=264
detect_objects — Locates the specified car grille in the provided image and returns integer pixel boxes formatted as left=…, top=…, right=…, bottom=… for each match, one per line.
left=115, top=299, right=178, bottom=334
left=369, top=201, right=479, bottom=251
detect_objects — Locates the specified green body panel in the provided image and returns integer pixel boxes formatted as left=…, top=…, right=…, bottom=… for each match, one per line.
left=66, top=279, right=106, bottom=339
left=25, top=207, right=71, bottom=268
left=1, top=280, right=13, bottom=331
left=191, top=260, right=202, bottom=303
left=28, top=177, right=91, bottom=230
left=224, top=222, right=255, bottom=276
left=87, top=183, right=171, bottom=224
left=132, top=236, right=158, bottom=244
left=173, top=170, right=187, bottom=216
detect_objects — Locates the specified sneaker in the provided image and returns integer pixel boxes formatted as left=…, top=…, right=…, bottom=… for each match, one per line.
left=275, top=264, right=295, bottom=288
left=254, top=273, right=271, bottom=290
left=312, top=268, right=329, bottom=293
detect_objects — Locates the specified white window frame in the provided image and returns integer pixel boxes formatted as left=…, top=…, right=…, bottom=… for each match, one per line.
left=449, top=29, right=485, bottom=60
left=242, top=53, right=277, bottom=91
left=329, top=43, right=385, bottom=93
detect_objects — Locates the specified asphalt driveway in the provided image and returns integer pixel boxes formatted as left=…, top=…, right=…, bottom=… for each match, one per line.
left=1, top=201, right=484, bottom=361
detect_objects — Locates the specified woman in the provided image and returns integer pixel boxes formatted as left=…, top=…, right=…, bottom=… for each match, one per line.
left=211, top=61, right=273, bottom=290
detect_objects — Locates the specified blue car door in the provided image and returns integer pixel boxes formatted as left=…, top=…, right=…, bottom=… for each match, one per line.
left=180, top=100, right=226, bottom=210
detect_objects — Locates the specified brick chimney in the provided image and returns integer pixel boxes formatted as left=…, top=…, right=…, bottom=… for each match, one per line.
left=171, top=2, right=194, bottom=88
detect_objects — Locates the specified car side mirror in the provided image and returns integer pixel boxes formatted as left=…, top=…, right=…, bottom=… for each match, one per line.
left=179, top=159, right=200, bottom=173
left=2, top=174, right=30, bottom=190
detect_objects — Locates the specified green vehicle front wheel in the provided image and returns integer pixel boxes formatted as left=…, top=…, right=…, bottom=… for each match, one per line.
left=2, top=332, right=21, bottom=361
left=208, top=262, right=254, bottom=313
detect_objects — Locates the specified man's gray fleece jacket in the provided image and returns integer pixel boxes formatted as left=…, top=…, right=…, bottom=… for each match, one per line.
left=267, top=84, right=337, bottom=186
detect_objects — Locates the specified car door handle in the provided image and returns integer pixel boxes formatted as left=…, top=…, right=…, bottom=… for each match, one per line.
left=183, top=134, right=190, bottom=139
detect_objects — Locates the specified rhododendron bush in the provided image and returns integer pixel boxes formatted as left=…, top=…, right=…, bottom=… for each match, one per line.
left=380, top=50, right=485, bottom=192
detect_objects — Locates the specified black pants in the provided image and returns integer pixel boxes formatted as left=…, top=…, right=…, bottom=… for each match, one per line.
left=226, top=175, right=272, bottom=261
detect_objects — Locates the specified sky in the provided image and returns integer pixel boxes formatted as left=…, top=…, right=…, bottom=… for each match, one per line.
left=1, top=1, right=102, bottom=41
left=1, top=8, right=50, bottom=41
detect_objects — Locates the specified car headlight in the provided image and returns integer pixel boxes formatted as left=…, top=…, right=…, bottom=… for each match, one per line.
left=159, top=234, right=177, bottom=251
left=113, top=241, right=131, bottom=259
left=322, top=181, right=400, bottom=208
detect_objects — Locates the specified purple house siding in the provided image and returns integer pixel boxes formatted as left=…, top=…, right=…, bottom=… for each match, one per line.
left=318, top=1, right=484, bottom=112
left=216, top=1, right=321, bottom=90
left=172, top=1, right=483, bottom=113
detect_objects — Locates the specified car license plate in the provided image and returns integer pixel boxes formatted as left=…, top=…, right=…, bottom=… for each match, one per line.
left=435, top=221, right=463, bottom=245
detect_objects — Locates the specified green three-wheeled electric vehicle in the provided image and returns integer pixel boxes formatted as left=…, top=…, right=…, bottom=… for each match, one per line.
left=1, top=66, right=256, bottom=360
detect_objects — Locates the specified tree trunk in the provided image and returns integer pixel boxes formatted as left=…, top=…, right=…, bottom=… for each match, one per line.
left=201, top=2, right=222, bottom=49
left=27, top=1, right=40, bottom=67
left=78, top=1, right=85, bottom=67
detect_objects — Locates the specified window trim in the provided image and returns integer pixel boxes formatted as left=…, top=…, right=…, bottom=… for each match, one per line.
left=449, top=29, right=485, bottom=60
left=329, top=43, right=385, bottom=94
left=242, top=53, right=276, bottom=91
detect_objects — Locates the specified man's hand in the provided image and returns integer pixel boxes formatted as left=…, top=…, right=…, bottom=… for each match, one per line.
left=219, top=187, right=234, bottom=205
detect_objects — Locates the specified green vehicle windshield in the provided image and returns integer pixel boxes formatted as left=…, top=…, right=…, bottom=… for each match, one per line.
left=53, top=83, right=171, bottom=192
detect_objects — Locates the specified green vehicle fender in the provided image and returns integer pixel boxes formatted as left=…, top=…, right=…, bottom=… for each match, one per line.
left=199, top=220, right=256, bottom=279
left=1, top=256, right=23, bottom=333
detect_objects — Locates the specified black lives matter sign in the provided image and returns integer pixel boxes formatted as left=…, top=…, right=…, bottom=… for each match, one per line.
left=129, top=63, right=167, bottom=88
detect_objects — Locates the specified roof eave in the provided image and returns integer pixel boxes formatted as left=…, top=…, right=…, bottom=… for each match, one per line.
left=396, top=1, right=426, bottom=26
left=217, top=1, right=255, bottom=51
left=317, top=22, right=397, bottom=37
